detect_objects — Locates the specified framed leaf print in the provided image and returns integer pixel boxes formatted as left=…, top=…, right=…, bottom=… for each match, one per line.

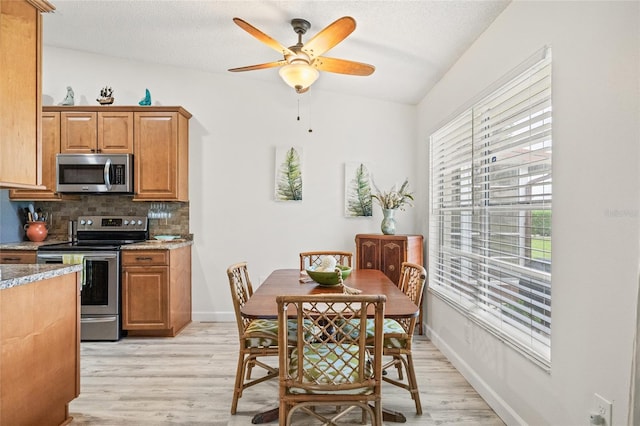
left=344, top=162, right=373, bottom=217
left=275, top=146, right=303, bottom=201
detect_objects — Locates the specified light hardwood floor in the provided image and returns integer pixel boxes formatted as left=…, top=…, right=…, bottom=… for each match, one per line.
left=69, top=322, right=505, bottom=425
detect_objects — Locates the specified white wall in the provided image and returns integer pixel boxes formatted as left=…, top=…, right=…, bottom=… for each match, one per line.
left=42, top=46, right=418, bottom=322
left=417, top=1, right=640, bottom=425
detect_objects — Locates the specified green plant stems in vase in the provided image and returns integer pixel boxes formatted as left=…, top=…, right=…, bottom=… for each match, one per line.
left=372, top=178, right=413, bottom=235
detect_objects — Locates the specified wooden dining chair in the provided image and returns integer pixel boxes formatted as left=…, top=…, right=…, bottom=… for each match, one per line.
left=379, top=261, right=427, bottom=415
left=226, top=262, right=279, bottom=415
left=277, top=293, right=386, bottom=426
left=299, top=251, right=353, bottom=271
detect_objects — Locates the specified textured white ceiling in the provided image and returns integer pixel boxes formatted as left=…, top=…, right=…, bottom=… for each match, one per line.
left=43, top=0, right=510, bottom=105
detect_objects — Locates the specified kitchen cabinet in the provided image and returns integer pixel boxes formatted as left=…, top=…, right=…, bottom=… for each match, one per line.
left=133, top=108, right=191, bottom=201
left=60, top=110, right=134, bottom=153
left=9, top=111, right=77, bottom=200
left=0, top=0, right=54, bottom=189
left=0, top=270, right=80, bottom=425
left=43, top=105, right=191, bottom=200
left=122, top=245, right=191, bottom=337
left=0, top=249, right=37, bottom=264
left=355, top=233, right=425, bottom=333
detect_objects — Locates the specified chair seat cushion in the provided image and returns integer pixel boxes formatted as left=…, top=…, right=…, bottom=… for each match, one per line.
left=287, top=343, right=374, bottom=395
left=244, top=319, right=313, bottom=348
left=340, top=318, right=409, bottom=349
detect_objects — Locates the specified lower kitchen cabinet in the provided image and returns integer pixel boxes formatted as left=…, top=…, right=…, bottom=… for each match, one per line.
left=122, top=245, right=191, bottom=337
left=0, top=271, right=80, bottom=425
left=0, top=249, right=37, bottom=264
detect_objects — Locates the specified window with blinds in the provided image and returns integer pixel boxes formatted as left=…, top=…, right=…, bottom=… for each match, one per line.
left=429, top=48, right=552, bottom=366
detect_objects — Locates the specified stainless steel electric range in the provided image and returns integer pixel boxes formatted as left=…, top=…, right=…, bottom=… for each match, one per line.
left=37, top=215, right=149, bottom=341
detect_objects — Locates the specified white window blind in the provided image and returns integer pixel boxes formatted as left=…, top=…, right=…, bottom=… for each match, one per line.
left=429, top=48, right=552, bottom=366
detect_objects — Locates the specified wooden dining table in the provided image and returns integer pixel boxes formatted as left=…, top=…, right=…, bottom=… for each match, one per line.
left=241, top=268, right=419, bottom=424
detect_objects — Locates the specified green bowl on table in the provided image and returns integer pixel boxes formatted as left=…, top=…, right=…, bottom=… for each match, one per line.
left=305, top=265, right=352, bottom=286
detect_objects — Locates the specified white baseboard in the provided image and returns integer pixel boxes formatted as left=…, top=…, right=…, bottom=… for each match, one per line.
left=425, top=324, right=526, bottom=426
left=192, top=311, right=235, bottom=322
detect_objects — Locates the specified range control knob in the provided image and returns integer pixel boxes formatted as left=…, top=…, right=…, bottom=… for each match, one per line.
left=86, top=219, right=93, bottom=226
left=79, top=219, right=86, bottom=225
left=123, top=220, right=130, bottom=225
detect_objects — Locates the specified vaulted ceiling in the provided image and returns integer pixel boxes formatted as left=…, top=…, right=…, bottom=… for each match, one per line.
left=43, top=0, right=510, bottom=105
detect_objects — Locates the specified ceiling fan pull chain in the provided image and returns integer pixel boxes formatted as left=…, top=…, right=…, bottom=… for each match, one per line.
left=307, top=94, right=313, bottom=133
left=297, top=98, right=300, bottom=121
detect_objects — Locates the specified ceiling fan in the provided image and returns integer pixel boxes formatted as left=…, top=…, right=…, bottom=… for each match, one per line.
left=228, top=16, right=375, bottom=94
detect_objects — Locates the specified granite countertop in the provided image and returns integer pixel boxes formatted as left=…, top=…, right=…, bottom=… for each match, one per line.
left=0, top=237, right=194, bottom=251
left=0, top=263, right=83, bottom=290
left=0, top=240, right=68, bottom=250
left=122, top=239, right=193, bottom=250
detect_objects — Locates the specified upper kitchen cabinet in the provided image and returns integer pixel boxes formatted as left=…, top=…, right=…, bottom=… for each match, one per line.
left=61, top=109, right=134, bottom=153
left=0, top=0, right=54, bottom=189
left=9, top=111, right=69, bottom=200
left=133, top=107, right=191, bottom=201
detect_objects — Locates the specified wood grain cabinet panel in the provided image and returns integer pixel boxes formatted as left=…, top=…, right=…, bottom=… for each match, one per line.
left=0, top=272, right=80, bottom=425
left=61, top=110, right=133, bottom=153
left=133, top=110, right=190, bottom=201
left=356, top=234, right=423, bottom=285
left=0, top=250, right=37, bottom=264
left=9, top=111, right=74, bottom=200
left=27, top=105, right=190, bottom=200
left=123, top=264, right=170, bottom=328
left=356, top=234, right=425, bottom=333
left=122, top=246, right=192, bottom=337
left=0, top=0, right=53, bottom=189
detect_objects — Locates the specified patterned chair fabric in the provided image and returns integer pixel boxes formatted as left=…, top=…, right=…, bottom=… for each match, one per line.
left=226, top=262, right=279, bottom=415
left=277, top=294, right=386, bottom=425
left=380, top=261, right=427, bottom=415
left=299, top=251, right=353, bottom=271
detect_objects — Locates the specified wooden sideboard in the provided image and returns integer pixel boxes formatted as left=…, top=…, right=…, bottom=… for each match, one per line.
left=355, top=233, right=425, bottom=333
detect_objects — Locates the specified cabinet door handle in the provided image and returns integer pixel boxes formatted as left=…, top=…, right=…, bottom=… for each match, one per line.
left=2, top=257, right=20, bottom=261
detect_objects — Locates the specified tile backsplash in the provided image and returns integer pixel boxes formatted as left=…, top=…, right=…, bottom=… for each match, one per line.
left=34, top=195, right=189, bottom=240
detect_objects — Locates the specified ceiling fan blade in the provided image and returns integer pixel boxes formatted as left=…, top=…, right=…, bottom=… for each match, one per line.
left=233, top=18, right=295, bottom=56
left=302, top=16, right=356, bottom=58
left=313, top=56, right=375, bottom=76
left=228, top=60, right=287, bottom=72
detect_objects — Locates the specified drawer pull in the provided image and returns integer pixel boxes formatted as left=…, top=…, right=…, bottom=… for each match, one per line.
left=2, top=257, right=20, bottom=261
left=136, top=257, right=154, bottom=261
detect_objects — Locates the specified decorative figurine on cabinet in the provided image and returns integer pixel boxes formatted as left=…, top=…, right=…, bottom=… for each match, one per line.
left=97, top=86, right=114, bottom=105
left=59, top=86, right=74, bottom=105
left=139, top=88, right=151, bottom=106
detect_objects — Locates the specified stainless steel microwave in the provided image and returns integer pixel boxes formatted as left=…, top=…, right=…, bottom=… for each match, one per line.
left=56, top=153, right=133, bottom=193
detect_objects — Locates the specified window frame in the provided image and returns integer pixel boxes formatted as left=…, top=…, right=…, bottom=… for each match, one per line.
left=428, top=47, right=552, bottom=369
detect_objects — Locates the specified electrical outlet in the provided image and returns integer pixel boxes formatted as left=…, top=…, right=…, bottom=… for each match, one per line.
left=593, top=393, right=612, bottom=426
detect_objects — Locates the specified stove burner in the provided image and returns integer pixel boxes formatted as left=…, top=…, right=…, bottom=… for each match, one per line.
left=38, top=242, right=124, bottom=251
left=39, top=215, right=149, bottom=251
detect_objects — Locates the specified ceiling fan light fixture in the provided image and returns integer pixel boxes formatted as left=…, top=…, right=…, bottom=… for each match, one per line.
left=279, top=61, right=319, bottom=93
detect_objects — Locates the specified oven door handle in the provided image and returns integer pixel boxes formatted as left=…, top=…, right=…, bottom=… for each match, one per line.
left=37, top=253, right=118, bottom=261
left=104, top=158, right=112, bottom=190
left=82, top=316, right=118, bottom=323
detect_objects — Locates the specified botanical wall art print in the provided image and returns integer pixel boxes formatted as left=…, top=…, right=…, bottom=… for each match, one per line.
left=344, top=162, right=373, bottom=217
left=274, top=146, right=303, bottom=201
